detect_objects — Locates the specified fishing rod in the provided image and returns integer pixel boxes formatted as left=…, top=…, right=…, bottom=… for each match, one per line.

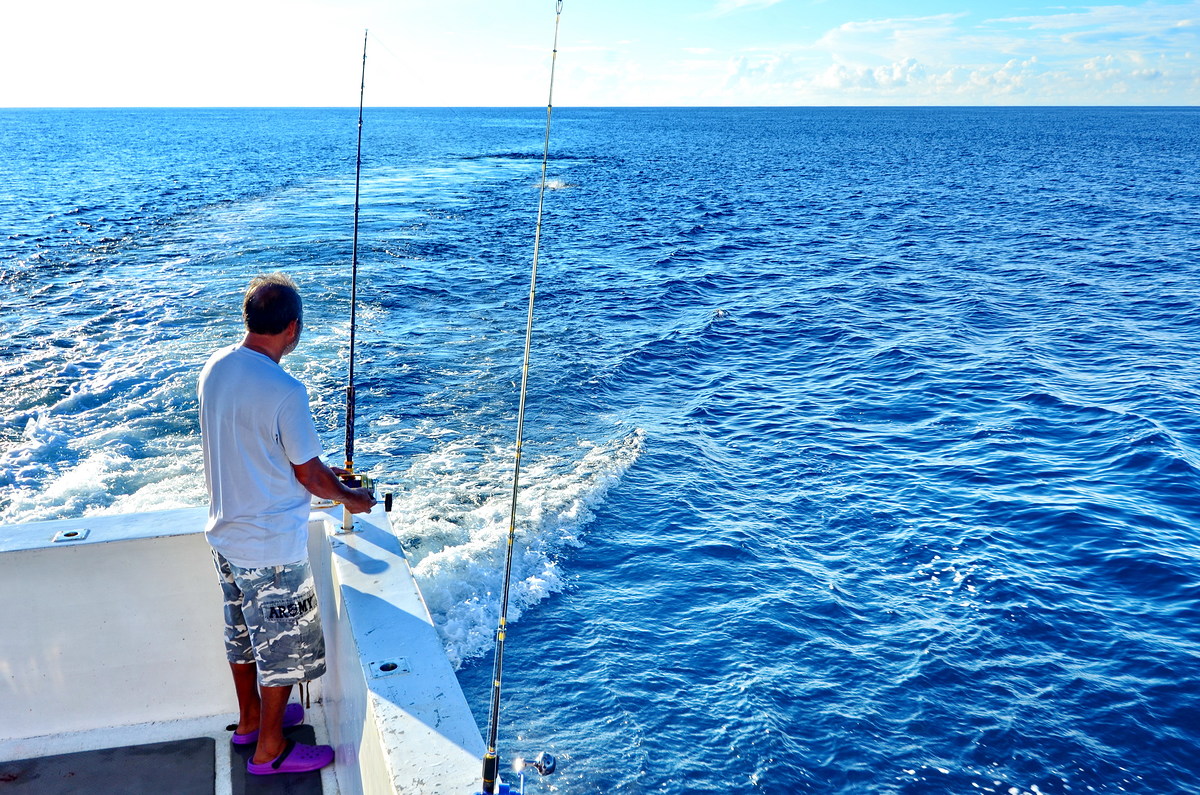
left=343, top=29, right=368, bottom=533
left=479, top=3, right=564, bottom=793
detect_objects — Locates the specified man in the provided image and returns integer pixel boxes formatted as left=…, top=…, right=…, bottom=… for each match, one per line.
left=199, top=273, right=375, bottom=776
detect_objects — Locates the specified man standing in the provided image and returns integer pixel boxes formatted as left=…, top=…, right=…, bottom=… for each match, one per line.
left=199, top=273, right=374, bottom=776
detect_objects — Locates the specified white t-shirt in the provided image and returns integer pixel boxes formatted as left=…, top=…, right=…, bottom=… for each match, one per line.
left=199, top=344, right=324, bottom=568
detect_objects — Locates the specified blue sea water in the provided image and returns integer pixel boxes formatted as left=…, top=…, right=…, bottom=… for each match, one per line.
left=2, top=106, right=1200, bottom=794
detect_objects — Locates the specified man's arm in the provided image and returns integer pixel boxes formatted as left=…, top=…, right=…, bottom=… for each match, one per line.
left=292, top=457, right=376, bottom=514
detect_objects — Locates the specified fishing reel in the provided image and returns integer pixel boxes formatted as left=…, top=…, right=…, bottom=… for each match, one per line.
left=329, top=468, right=393, bottom=534
left=338, top=468, right=370, bottom=491
left=475, top=751, right=557, bottom=795
left=513, top=753, right=557, bottom=793
left=339, top=469, right=392, bottom=512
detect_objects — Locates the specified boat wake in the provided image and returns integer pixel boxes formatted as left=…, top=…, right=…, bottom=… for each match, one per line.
left=383, top=429, right=644, bottom=668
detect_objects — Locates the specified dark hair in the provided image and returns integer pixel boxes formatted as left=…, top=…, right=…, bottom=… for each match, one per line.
left=243, top=273, right=303, bottom=335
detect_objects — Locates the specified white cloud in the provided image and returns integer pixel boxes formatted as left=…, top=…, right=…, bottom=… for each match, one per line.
left=813, top=13, right=970, bottom=64
left=993, top=2, right=1199, bottom=32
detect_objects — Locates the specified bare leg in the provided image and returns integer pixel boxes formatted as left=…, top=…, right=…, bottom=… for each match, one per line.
left=251, top=683, right=295, bottom=764
left=230, top=662, right=261, bottom=735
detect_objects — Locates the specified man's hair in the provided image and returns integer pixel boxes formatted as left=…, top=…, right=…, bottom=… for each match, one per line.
left=243, top=273, right=303, bottom=335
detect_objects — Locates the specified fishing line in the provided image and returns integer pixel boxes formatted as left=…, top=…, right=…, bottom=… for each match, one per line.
left=479, top=2, right=564, bottom=793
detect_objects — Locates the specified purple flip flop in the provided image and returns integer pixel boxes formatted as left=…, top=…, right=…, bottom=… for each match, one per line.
left=247, top=739, right=335, bottom=775
left=230, top=701, right=305, bottom=745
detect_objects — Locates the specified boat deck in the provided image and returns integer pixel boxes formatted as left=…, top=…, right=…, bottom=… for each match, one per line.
left=0, top=705, right=338, bottom=795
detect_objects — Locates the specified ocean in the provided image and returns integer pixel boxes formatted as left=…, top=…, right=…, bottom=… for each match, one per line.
left=2, top=106, right=1199, bottom=794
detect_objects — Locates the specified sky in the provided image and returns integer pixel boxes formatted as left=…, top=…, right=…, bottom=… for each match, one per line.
left=1, top=0, right=1197, bottom=106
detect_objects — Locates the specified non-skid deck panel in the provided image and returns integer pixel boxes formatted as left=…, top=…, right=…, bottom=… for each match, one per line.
left=230, top=725, right=324, bottom=795
left=0, top=737, right=215, bottom=794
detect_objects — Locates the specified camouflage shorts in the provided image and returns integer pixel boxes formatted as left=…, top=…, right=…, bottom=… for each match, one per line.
left=212, top=551, right=327, bottom=687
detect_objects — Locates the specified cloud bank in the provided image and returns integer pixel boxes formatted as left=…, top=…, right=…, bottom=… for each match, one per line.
left=651, top=1, right=1200, bottom=105
left=792, top=3, right=1190, bottom=103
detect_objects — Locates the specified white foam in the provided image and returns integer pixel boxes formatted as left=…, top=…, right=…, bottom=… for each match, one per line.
left=384, top=429, right=644, bottom=668
left=0, top=324, right=212, bottom=524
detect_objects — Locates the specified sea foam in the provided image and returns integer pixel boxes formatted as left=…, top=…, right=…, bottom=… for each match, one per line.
left=384, top=429, right=643, bottom=668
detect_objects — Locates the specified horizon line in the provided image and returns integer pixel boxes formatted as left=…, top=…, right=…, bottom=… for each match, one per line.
left=2, top=104, right=1198, bottom=111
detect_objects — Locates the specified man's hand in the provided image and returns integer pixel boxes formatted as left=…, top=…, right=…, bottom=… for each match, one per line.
left=293, top=457, right=377, bottom=514
left=341, top=486, right=376, bottom=514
